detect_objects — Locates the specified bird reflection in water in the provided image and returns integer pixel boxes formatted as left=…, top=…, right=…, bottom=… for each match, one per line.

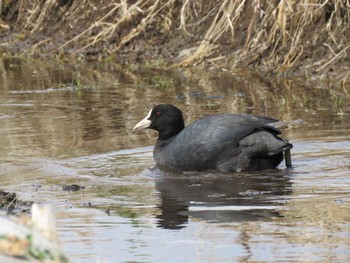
left=154, top=169, right=292, bottom=230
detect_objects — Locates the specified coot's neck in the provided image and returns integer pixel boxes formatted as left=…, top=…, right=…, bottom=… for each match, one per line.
left=157, top=122, right=184, bottom=141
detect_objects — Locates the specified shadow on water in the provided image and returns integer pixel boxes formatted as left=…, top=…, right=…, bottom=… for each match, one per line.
left=153, top=169, right=292, bottom=229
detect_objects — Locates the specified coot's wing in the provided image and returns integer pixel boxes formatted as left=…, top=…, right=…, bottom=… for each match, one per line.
left=182, top=114, right=279, bottom=147
left=155, top=114, right=278, bottom=171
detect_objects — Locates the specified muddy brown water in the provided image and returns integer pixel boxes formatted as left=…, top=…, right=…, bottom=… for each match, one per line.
left=0, top=58, right=350, bottom=262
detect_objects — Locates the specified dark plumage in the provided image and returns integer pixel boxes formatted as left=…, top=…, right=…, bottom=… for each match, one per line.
left=133, top=104, right=293, bottom=173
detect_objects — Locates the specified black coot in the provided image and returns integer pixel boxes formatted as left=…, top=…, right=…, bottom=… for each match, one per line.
left=133, top=104, right=293, bottom=173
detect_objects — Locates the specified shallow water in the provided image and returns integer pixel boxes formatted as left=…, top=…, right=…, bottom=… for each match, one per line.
left=0, top=58, right=350, bottom=262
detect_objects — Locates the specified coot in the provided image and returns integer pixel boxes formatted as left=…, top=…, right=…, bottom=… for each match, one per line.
left=133, top=104, right=293, bottom=172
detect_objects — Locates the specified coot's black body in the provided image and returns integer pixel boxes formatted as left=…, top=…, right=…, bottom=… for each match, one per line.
left=134, top=104, right=292, bottom=173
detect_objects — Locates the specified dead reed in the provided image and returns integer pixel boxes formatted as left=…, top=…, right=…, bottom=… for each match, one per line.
left=1, top=0, right=349, bottom=74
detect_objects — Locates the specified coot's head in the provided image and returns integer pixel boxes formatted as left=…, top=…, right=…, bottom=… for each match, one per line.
left=133, top=104, right=185, bottom=140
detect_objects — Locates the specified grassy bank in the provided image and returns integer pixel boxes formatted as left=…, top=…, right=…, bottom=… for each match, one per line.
left=0, top=0, right=349, bottom=78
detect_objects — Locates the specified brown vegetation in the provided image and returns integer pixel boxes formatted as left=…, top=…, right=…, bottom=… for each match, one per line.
left=0, top=0, right=350, bottom=76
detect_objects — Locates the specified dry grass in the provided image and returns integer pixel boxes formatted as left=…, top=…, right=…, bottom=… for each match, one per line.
left=1, top=0, right=350, bottom=74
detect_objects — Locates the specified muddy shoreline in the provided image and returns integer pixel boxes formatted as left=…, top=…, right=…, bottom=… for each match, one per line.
left=1, top=1, right=350, bottom=80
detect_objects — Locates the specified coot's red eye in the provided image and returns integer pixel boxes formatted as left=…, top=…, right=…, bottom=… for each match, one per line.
left=156, top=111, right=161, bottom=117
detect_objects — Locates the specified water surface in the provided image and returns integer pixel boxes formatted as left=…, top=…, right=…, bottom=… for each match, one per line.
left=0, top=58, right=349, bottom=262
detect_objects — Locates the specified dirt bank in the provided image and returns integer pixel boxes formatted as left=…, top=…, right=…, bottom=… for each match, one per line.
left=0, top=1, right=350, bottom=78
